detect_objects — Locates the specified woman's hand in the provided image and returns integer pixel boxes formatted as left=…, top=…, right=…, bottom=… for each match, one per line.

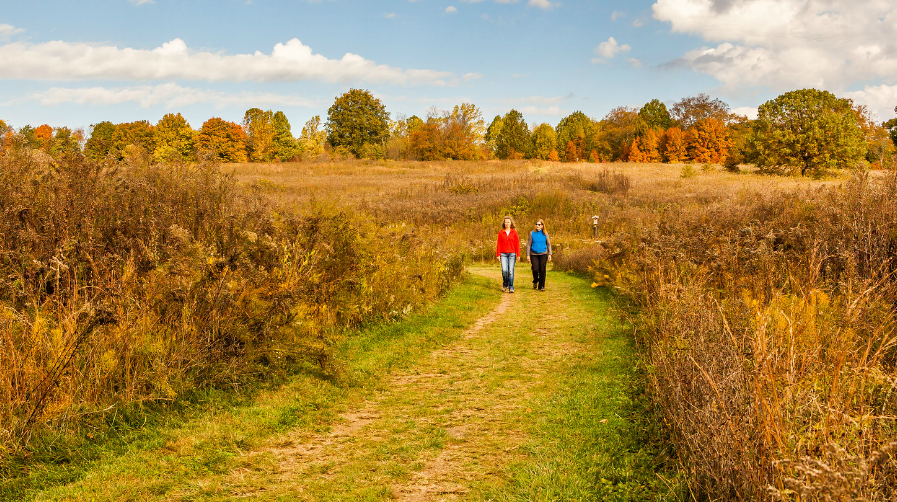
left=548, top=255, right=552, bottom=262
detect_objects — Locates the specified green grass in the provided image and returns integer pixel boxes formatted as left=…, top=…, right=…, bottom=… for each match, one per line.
left=481, top=281, right=685, bottom=501
left=4, top=267, right=684, bottom=501
left=1, top=273, right=498, bottom=501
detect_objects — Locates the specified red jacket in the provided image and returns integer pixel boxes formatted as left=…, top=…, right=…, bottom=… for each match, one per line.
left=496, top=229, right=521, bottom=256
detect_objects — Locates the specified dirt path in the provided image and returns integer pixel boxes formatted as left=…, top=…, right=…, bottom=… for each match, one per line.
left=32, top=265, right=648, bottom=501
left=215, top=265, right=600, bottom=500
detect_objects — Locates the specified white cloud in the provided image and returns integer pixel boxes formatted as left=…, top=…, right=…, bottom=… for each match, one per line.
left=731, top=106, right=758, bottom=120
left=611, top=11, right=625, bottom=21
left=23, top=83, right=320, bottom=109
left=631, top=18, right=645, bottom=27
left=528, top=0, right=558, bottom=9
left=446, top=6, right=458, bottom=12
left=653, top=0, right=897, bottom=97
left=628, top=58, right=643, bottom=68
left=463, top=72, right=483, bottom=81
left=0, top=24, right=25, bottom=39
left=845, top=85, right=897, bottom=121
left=0, top=38, right=455, bottom=86
left=129, top=0, right=155, bottom=5
left=385, top=13, right=397, bottom=18
left=593, top=37, right=631, bottom=62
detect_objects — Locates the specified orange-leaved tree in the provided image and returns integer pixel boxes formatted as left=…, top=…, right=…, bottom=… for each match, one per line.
left=661, top=127, right=688, bottom=163
left=628, top=137, right=646, bottom=162
left=687, top=118, right=732, bottom=163
left=197, top=117, right=249, bottom=163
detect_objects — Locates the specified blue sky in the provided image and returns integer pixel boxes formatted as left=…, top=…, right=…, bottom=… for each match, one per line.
left=2, top=0, right=896, bottom=133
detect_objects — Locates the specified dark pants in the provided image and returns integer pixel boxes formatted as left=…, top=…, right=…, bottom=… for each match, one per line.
left=530, top=254, right=548, bottom=289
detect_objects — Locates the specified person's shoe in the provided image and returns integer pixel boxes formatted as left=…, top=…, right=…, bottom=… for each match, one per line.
left=539, top=288, right=545, bottom=291
left=533, top=282, right=537, bottom=290
left=502, top=286, right=508, bottom=292
left=509, top=287, right=515, bottom=293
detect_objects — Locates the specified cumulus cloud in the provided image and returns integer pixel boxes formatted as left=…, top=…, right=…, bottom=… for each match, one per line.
left=652, top=0, right=897, bottom=103
left=23, top=83, right=320, bottom=109
left=611, top=11, right=625, bottom=21
left=592, top=37, right=631, bottom=63
left=446, top=6, right=458, bottom=12
left=129, top=0, right=155, bottom=5
left=845, top=84, right=897, bottom=121
left=0, top=38, right=455, bottom=86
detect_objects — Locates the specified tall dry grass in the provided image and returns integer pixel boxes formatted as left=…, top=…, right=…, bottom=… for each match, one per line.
left=0, top=148, right=463, bottom=456
left=564, top=170, right=897, bottom=500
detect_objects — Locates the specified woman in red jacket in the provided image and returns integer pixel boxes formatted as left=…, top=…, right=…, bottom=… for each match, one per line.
left=496, top=215, right=521, bottom=292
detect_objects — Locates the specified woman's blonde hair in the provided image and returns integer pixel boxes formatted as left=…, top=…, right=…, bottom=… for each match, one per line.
left=501, top=215, right=516, bottom=230
left=536, top=219, right=548, bottom=236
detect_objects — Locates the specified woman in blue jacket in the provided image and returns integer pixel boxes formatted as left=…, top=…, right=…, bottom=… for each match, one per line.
left=526, top=219, right=552, bottom=291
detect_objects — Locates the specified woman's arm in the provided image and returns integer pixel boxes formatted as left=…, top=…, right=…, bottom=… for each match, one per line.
left=525, top=231, right=533, bottom=261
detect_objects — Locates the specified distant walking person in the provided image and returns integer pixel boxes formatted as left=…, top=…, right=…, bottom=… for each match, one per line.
left=496, top=215, right=520, bottom=293
left=526, top=219, right=552, bottom=291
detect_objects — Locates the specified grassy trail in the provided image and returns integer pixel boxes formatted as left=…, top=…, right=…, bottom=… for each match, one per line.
left=21, top=265, right=677, bottom=501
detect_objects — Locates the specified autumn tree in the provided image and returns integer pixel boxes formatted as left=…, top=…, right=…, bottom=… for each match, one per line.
left=326, top=89, right=389, bottom=158
left=531, top=123, right=557, bottom=160
left=687, top=118, right=732, bottom=163
left=84, top=121, right=117, bottom=160
left=242, top=108, right=276, bottom=162
left=495, top=109, right=530, bottom=159
left=593, top=107, right=639, bottom=161
left=0, top=120, right=8, bottom=152
left=52, top=127, right=83, bottom=157
left=660, top=127, right=688, bottom=163
left=154, top=113, right=195, bottom=162
left=754, top=89, right=865, bottom=176
left=638, top=99, right=673, bottom=131
left=555, top=111, right=595, bottom=161
left=854, top=104, right=895, bottom=168
left=671, top=93, right=734, bottom=129
left=197, top=117, right=248, bottom=163
left=298, top=115, right=327, bottom=159
left=628, top=137, right=646, bottom=162
left=111, top=121, right=155, bottom=160
left=34, top=124, right=53, bottom=151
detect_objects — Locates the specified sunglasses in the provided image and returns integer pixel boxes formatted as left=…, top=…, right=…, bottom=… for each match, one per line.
left=536, top=223, right=543, bottom=226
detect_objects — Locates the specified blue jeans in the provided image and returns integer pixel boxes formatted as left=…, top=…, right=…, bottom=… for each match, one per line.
left=500, top=253, right=516, bottom=289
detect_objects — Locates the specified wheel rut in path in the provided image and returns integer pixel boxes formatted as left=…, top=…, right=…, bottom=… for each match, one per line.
left=230, top=265, right=594, bottom=500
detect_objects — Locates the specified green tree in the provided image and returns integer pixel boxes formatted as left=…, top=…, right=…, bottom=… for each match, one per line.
left=326, top=89, right=389, bottom=158
left=884, top=106, right=897, bottom=148
left=154, top=113, right=195, bottom=162
left=638, top=99, right=673, bottom=131
left=84, top=121, right=117, bottom=160
left=753, top=89, right=865, bottom=176
left=484, top=115, right=503, bottom=158
left=496, top=109, right=530, bottom=159
left=555, top=111, right=594, bottom=161
left=272, top=111, right=299, bottom=162
left=531, top=123, right=557, bottom=160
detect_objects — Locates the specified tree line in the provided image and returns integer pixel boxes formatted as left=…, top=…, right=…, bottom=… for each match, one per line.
left=1, top=87, right=895, bottom=176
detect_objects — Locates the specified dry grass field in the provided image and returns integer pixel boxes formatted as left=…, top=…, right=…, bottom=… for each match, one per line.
left=227, top=159, right=897, bottom=500
left=4, top=153, right=896, bottom=501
